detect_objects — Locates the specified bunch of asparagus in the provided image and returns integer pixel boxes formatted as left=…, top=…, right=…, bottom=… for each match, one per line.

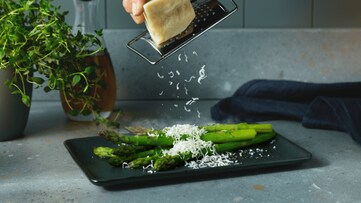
left=94, top=123, right=276, bottom=171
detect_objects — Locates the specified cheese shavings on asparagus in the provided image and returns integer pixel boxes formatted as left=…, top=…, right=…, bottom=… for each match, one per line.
left=161, top=124, right=214, bottom=158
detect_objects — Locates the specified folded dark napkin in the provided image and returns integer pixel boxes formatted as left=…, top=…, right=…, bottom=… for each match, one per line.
left=211, top=79, right=361, bottom=144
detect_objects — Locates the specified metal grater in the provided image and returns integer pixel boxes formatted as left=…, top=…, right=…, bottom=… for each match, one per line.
left=127, top=0, right=238, bottom=65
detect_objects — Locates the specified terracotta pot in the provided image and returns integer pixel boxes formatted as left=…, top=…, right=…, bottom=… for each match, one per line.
left=0, top=68, right=32, bottom=141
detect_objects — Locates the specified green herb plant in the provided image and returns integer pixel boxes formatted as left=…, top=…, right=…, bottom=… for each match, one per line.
left=0, top=0, right=119, bottom=128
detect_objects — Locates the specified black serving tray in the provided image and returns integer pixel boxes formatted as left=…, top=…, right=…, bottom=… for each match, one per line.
left=64, top=134, right=311, bottom=187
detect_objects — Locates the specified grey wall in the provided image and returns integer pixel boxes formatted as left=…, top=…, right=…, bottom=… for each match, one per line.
left=54, top=0, right=361, bottom=29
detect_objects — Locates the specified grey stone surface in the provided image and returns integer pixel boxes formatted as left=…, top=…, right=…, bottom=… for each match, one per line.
left=33, top=29, right=361, bottom=101
left=1, top=100, right=361, bottom=202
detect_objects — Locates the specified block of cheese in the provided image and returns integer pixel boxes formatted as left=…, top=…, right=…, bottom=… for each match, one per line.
left=143, top=0, right=196, bottom=46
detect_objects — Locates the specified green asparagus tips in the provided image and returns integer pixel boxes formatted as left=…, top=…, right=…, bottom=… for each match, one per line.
left=153, top=154, right=191, bottom=171
left=128, top=154, right=160, bottom=169
left=108, top=148, right=164, bottom=167
left=93, top=147, right=116, bottom=158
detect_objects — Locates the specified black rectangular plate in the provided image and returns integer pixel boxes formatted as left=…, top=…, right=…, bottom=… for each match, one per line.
left=64, top=134, right=311, bottom=187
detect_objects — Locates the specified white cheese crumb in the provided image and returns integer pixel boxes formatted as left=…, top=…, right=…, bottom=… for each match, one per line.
left=197, top=65, right=207, bottom=84
left=184, top=106, right=191, bottom=112
left=178, top=53, right=182, bottom=61
left=185, top=76, right=195, bottom=83
left=184, top=85, right=189, bottom=95
left=168, top=71, right=174, bottom=78
left=184, top=52, right=188, bottom=62
left=176, top=83, right=180, bottom=90
left=192, top=51, right=198, bottom=56
left=186, top=97, right=199, bottom=106
left=159, top=91, right=164, bottom=96
left=176, top=70, right=180, bottom=75
left=157, top=72, right=164, bottom=79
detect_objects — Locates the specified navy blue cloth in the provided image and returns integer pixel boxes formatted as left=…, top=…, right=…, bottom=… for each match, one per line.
left=211, top=80, right=361, bottom=144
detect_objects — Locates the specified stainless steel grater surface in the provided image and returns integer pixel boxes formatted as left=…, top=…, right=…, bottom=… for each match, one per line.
left=127, top=0, right=238, bottom=65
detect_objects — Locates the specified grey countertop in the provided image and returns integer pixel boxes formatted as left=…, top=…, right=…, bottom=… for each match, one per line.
left=1, top=100, right=361, bottom=203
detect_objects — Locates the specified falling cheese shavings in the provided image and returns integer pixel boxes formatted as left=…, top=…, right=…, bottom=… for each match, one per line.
left=157, top=72, right=164, bottom=79
left=176, top=70, right=180, bottom=75
left=169, top=81, right=173, bottom=85
left=174, top=104, right=178, bottom=108
left=159, top=91, right=164, bottom=96
left=197, top=109, right=201, bottom=118
left=184, top=52, right=188, bottom=62
left=186, top=97, right=199, bottom=106
left=168, top=71, right=174, bottom=78
left=178, top=53, right=182, bottom=61
left=176, top=83, right=180, bottom=90
left=192, top=51, right=198, bottom=56
left=184, top=106, right=191, bottom=112
left=184, top=86, right=189, bottom=95
left=185, top=76, right=195, bottom=82
left=197, top=65, right=207, bottom=84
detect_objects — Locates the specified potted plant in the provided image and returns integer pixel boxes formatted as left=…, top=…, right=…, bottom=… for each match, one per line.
left=0, top=0, right=116, bottom=141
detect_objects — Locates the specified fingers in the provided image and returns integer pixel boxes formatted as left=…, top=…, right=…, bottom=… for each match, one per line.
left=131, top=0, right=146, bottom=16
left=131, top=14, right=145, bottom=24
left=123, top=0, right=146, bottom=24
left=123, top=0, right=132, bottom=13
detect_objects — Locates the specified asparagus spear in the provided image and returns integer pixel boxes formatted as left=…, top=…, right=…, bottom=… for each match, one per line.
left=202, top=123, right=273, bottom=133
left=124, top=123, right=273, bottom=135
left=98, top=130, right=174, bottom=146
left=112, top=145, right=151, bottom=156
left=99, top=129, right=257, bottom=146
left=128, top=154, right=160, bottom=169
left=93, top=146, right=164, bottom=166
left=153, top=131, right=276, bottom=171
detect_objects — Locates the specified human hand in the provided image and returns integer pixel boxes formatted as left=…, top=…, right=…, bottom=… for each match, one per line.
left=123, top=0, right=146, bottom=24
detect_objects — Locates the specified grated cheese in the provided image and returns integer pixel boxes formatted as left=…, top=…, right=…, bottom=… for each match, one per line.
left=185, top=76, right=195, bottom=83
left=162, top=124, right=205, bottom=141
left=185, top=152, right=237, bottom=169
left=168, top=71, right=175, bottom=78
left=184, top=106, right=191, bottom=112
left=161, top=124, right=213, bottom=158
left=184, top=52, right=188, bottom=62
left=197, top=65, right=207, bottom=84
left=157, top=72, right=164, bottom=79
left=186, top=97, right=199, bottom=106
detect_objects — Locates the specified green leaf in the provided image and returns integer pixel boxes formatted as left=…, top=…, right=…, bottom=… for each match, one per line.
left=43, top=86, right=52, bottom=93
left=21, top=95, right=31, bottom=107
left=84, top=66, right=94, bottom=75
left=30, top=77, right=45, bottom=85
left=72, top=75, right=81, bottom=86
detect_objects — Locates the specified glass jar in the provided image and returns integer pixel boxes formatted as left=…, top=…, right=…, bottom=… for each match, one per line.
left=61, top=0, right=117, bottom=121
